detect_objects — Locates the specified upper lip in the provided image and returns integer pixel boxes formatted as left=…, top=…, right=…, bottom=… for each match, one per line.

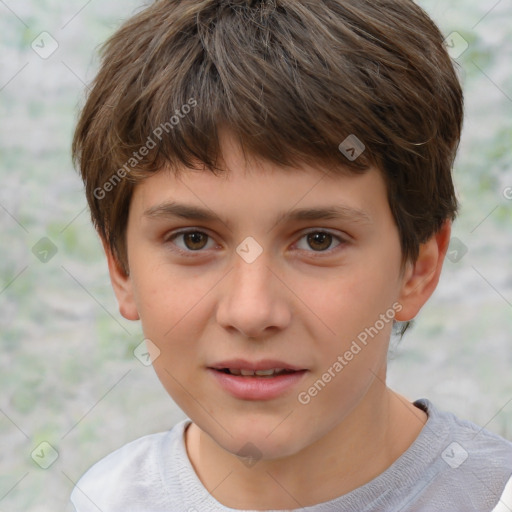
left=208, top=359, right=306, bottom=371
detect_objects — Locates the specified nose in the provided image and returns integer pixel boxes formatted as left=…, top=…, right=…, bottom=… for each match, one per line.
left=215, top=252, right=292, bottom=339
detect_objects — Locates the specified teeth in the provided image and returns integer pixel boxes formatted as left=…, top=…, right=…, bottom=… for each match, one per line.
left=255, top=368, right=283, bottom=376
left=227, top=368, right=287, bottom=376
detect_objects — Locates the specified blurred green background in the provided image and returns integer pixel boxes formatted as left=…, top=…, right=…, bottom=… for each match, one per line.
left=0, top=0, right=511, bottom=510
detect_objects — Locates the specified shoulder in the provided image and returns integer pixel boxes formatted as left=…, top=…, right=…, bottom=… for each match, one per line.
left=434, top=401, right=512, bottom=467
left=414, top=399, right=512, bottom=510
left=70, top=420, right=190, bottom=511
left=71, top=432, right=168, bottom=509
left=416, top=398, right=512, bottom=461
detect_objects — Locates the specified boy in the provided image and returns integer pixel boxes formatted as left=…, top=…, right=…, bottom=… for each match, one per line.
left=70, top=0, right=512, bottom=510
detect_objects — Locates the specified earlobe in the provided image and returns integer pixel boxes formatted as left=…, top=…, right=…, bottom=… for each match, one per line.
left=101, top=239, right=140, bottom=321
left=395, top=221, right=451, bottom=322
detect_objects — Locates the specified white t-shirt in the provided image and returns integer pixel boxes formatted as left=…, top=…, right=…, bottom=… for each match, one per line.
left=71, top=399, right=512, bottom=511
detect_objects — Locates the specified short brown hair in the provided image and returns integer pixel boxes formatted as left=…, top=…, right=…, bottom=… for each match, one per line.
left=72, top=0, right=463, bottom=275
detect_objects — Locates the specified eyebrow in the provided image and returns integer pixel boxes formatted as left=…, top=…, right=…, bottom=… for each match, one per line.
left=143, top=201, right=372, bottom=230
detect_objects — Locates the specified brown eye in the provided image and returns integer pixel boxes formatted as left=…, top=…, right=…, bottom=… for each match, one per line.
left=295, top=230, right=346, bottom=254
left=182, top=232, right=209, bottom=250
left=167, top=230, right=215, bottom=254
left=307, top=232, right=333, bottom=251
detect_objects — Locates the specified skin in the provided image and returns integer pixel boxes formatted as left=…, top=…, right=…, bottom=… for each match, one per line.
left=105, top=129, right=451, bottom=509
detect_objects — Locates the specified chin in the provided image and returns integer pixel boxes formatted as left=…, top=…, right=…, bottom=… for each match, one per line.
left=211, top=414, right=311, bottom=461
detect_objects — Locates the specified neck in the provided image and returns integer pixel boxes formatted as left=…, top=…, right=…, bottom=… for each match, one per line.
left=185, top=384, right=427, bottom=510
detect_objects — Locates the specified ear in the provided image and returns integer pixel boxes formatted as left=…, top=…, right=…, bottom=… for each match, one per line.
left=395, top=220, right=451, bottom=322
left=101, top=239, right=140, bottom=321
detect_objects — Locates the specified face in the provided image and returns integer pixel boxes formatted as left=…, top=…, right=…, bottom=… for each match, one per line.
left=109, top=131, right=441, bottom=461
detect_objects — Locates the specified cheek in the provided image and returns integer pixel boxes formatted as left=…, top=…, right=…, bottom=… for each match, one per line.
left=138, top=278, right=209, bottom=413
left=302, top=264, right=399, bottom=343
left=293, top=260, right=398, bottom=397
left=130, top=257, right=201, bottom=334
left=296, top=273, right=395, bottom=422
left=130, top=263, right=213, bottom=373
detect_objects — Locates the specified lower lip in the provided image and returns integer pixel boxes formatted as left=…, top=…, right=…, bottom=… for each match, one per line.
left=208, top=369, right=308, bottom=400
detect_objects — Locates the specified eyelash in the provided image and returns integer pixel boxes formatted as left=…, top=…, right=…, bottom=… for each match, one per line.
left=164, top=228, right=348, bottom=258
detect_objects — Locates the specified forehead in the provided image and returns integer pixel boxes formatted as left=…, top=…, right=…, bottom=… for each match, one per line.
left=131, top=167, right=390, bottom=238
left=130, top=127, right=389, bottom=229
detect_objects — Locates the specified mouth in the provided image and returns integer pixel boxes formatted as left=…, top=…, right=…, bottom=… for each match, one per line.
left=208, top=359, right=307, bottom=376
left=208, top=368, right=307, bottom=400
left=214, top=368, right=300, bottom=377
left=207, top=359, right=308, bottom=400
